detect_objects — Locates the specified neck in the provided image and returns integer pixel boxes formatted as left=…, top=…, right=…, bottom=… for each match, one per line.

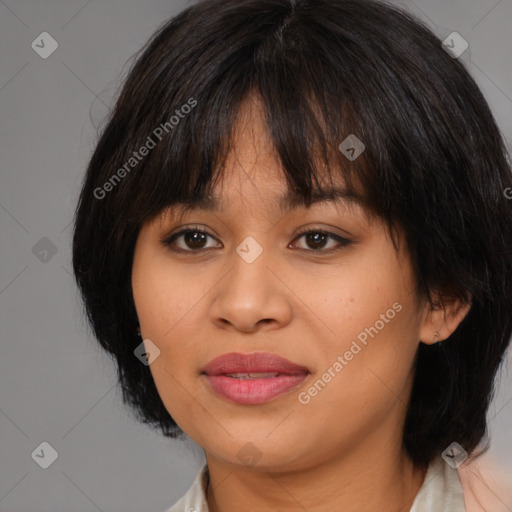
left=205, top=443, right=427, bottom=512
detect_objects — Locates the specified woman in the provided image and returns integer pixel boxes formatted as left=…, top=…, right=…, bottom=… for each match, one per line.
left=72, top=0, right=512, bottom=510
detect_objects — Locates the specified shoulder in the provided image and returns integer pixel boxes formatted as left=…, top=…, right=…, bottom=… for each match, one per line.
left=160, top=458, right=512, bottom=512
left=410, top=454, right=466, bottom=512
left=410, top=453, right=512, bottom=512
left=164, top=464, right=209, bottom=512
left=458, top=456, right=512, bottom=512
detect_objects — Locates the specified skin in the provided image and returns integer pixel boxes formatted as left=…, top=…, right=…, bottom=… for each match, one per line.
left=132, top=95, right=471, bottom=512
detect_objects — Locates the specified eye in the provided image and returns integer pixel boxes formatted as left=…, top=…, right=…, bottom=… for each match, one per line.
left=160, top=226, right=352, bottom=255
left=160, top=226, right=222, bottom=253
left=290, top=228, right=352, bottom=255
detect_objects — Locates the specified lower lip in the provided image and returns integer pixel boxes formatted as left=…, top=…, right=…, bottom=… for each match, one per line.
left=203, top=374, right=309, bottom=404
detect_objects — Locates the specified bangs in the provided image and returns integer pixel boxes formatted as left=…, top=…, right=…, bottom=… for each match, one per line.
left=85, top=0, right=504, bottom=303
left=143, top=89, right=375, bottom=229
left=121, top=84, right=372, bottom=230
left=106, top=0, right=423, bottom=236
left=73, top=0, right=512, bottom=470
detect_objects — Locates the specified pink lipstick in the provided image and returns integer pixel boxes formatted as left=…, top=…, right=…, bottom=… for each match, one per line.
left=202, top=352, right=310, bottom=405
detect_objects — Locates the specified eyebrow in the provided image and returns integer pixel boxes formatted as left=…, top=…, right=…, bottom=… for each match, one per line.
left=170, top=187, right=365, bottom=217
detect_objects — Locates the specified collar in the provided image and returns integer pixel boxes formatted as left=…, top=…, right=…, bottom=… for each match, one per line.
left=167, top=455, right=465, bottom=512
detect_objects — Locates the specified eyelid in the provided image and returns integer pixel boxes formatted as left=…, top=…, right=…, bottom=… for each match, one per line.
left=159, top=225, right=222, bottom=252
left=160, top=224, right=353, bottom=254
left=292, top=224, right=353, bottom=241
left=289, top=226, right=352, bottom=254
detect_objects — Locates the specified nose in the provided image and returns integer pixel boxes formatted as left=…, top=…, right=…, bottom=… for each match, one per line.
left=209, top=245, right=293, bottom=334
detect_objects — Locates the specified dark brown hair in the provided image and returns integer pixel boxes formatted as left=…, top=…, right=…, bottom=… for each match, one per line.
left=72, top=0, right=512, bottom=471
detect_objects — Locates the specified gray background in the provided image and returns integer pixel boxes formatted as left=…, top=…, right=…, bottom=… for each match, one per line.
left=0, top=0, right=511, bottom=511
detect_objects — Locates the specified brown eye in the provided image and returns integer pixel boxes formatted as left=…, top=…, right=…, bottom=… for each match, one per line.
left=304, top=232, right=329, bottom=250
left=160, top=226, right=351, bottom=256
left=291, top=229, right=352, bottom=255
left=182, top=231, right=208, bottom=249
left=160, top=227, right=221, bottom=252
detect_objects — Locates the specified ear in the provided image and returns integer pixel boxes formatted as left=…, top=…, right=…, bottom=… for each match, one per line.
left=419, top=293, right=472, bottom=345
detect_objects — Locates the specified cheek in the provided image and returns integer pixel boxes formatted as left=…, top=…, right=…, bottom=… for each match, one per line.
left=132, top=257, right=206, bottom=341
left=295, top=261, right=413, bottom=354
left=132, top=270, right=203, bottom=432
left=292, top=306, right=419, bottom=460
left=297, top=257, right=420, bottom=415
left=130, top=229, right=423, bottom=457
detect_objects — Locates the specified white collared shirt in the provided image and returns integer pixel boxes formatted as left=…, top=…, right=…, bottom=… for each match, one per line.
left=165, top=455, right=466, bottom=511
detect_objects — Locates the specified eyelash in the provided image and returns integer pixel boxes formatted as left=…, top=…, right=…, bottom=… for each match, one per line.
left=160, top=225, right=352, bottom=256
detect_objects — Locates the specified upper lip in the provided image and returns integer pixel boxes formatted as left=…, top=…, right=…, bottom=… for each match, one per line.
left=202, top=352, right=310, bottom=376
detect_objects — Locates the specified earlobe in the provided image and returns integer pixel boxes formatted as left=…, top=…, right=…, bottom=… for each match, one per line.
left=419, top=295, right=472, bottom=345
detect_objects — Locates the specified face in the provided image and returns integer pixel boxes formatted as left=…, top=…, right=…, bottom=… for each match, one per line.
left=131, top=96, right=433, bottom=472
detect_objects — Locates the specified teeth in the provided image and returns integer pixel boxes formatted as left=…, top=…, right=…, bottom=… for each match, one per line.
left=226, top=372, right=280, bottom=379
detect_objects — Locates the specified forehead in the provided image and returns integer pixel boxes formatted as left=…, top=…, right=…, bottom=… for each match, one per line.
left=208, top=95, right=359, bottom=194
left=166, top=185, right=366, bottom=218
left=155, top=168, right=374, bottom=232
left=156, top=92, right=373, bottom=226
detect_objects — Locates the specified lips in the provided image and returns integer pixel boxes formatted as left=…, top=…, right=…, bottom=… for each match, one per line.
left=202, top=352, right=309, bottom=376
left=201, top=352, right=310, bottom=405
